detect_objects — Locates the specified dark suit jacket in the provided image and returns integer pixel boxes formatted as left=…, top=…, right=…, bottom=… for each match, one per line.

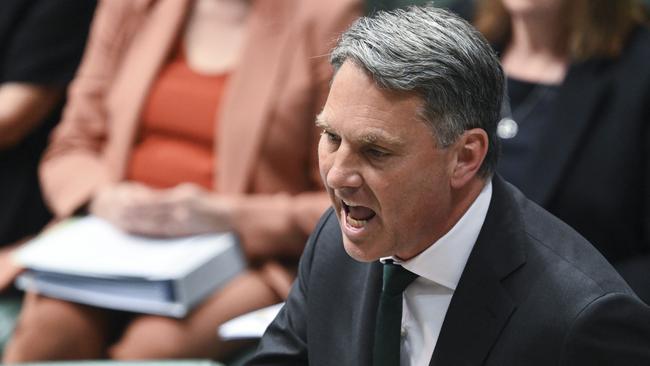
left=502, top=26, right=650, bottom=303
left=248, top=176, right=650, bottom=365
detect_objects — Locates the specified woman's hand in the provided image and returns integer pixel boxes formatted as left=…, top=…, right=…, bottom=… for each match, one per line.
left=90, top=182, right=234, bottom=237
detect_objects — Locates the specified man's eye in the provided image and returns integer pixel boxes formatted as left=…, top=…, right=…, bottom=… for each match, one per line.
left=322, top=130, right=341, bottom=143
left=366, top=148, right=389, bottom=159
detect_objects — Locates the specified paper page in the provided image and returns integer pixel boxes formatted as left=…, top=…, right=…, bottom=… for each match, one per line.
left=218, top=302, right=284, bottom=340
left=13, top=216, right=238, bottom=280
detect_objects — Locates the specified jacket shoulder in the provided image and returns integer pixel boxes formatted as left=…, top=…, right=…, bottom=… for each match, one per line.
left=513, top=184, right=635, bottom=297
left=559, top=292, right=650, bottom=365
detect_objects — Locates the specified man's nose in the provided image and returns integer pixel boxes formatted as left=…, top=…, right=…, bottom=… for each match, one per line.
left=326, top=148, right=363, bottom=190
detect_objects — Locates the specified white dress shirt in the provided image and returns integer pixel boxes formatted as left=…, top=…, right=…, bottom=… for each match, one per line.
left=383, top=181, right=492, bottom=366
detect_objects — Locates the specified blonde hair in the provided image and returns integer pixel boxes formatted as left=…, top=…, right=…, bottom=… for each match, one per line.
left=474, top=0, right=647, bottom=60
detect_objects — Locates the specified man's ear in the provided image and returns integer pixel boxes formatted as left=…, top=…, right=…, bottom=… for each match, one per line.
left=450, top=128, right=488, bottom=189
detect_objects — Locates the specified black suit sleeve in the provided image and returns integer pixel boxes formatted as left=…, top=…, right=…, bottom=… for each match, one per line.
left=560, top=292, right=650, bottom=365
left=246, top=211, right=334, bottom=365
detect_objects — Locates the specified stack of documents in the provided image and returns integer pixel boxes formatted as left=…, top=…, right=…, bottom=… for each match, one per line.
left=13, top=216, right=245, bottom=318
left=218, top=302, right=284, bottom=340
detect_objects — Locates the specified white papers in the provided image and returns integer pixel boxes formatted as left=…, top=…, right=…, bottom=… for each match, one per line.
left=13, top=216, right=246, bottom=317
left=218, top=302, right=284, bottom=340
left=14, top=216, right=236, bottom=280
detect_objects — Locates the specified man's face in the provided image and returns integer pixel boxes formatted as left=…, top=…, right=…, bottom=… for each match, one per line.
left=317, top=61, right=458, bottom=262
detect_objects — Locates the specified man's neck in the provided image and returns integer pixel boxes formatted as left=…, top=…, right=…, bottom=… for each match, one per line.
left=449, top=177, right=489, bottom=226
left=395, top=177, right=489, bottom=261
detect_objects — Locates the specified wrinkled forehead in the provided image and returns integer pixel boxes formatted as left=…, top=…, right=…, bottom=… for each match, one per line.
left=321, top=61, right=426, bottom=125
left=317, top=62, right=435, bottom=148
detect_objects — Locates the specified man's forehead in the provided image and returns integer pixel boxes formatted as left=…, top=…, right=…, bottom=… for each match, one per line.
left=332, top=62, right=424, bottom=103
left=318, top=90, right=422, bottom=126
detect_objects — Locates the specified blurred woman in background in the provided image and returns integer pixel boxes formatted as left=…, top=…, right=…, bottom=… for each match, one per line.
left=474, top=0, right=650, bottom=301
left=4, top=0, right=361, bottom=362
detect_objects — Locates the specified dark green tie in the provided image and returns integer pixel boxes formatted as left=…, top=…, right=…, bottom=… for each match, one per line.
left=373, top=261, right=418, bottom=366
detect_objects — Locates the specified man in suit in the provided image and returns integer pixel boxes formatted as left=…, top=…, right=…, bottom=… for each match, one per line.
left=248, top=6, right=650, bottom=366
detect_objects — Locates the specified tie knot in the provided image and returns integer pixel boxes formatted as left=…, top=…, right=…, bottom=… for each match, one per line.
left=381, top=262, right=418, bottom=296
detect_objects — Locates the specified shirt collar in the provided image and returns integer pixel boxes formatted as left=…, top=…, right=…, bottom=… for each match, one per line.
left=381, top=181, right=492, bottom=290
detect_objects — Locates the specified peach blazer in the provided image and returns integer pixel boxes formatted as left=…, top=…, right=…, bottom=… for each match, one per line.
left=40, top=0, right=362, bottom=297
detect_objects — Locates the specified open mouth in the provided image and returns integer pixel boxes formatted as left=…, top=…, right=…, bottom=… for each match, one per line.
left=342, top=200, right=376, bottom=228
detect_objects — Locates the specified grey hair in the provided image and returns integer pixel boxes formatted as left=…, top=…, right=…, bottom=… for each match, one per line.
left=330, top=5, right=504, bottom=177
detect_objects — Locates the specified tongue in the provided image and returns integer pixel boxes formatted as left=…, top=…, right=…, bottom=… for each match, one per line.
left=348, top=206, right=375, bottom=220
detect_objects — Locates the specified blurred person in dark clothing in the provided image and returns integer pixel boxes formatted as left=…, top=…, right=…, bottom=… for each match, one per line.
left=0, top=0, right=96, bottom=290
left=472, top=0, right=650, bottom=303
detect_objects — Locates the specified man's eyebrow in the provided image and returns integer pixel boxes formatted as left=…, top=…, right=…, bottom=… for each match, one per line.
left=359, top=131, right=404, bottom=147
left=315, top=113, right=330, bottom=129
left=315, top=113, right=405, bottom=147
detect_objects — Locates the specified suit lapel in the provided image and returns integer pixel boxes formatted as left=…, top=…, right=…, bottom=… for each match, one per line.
left=216, top=0, right=294, bottom=193
left=430, top=176, right=526, bottom=366
left=354, top=261, right=384, bottom=365
left=519, top=59, right=613, bottom=205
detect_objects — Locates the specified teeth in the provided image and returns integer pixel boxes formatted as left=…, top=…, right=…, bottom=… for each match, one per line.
left=346, top=215, right=367, bottom=228
left=342, top=199, right=360, bottom=208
